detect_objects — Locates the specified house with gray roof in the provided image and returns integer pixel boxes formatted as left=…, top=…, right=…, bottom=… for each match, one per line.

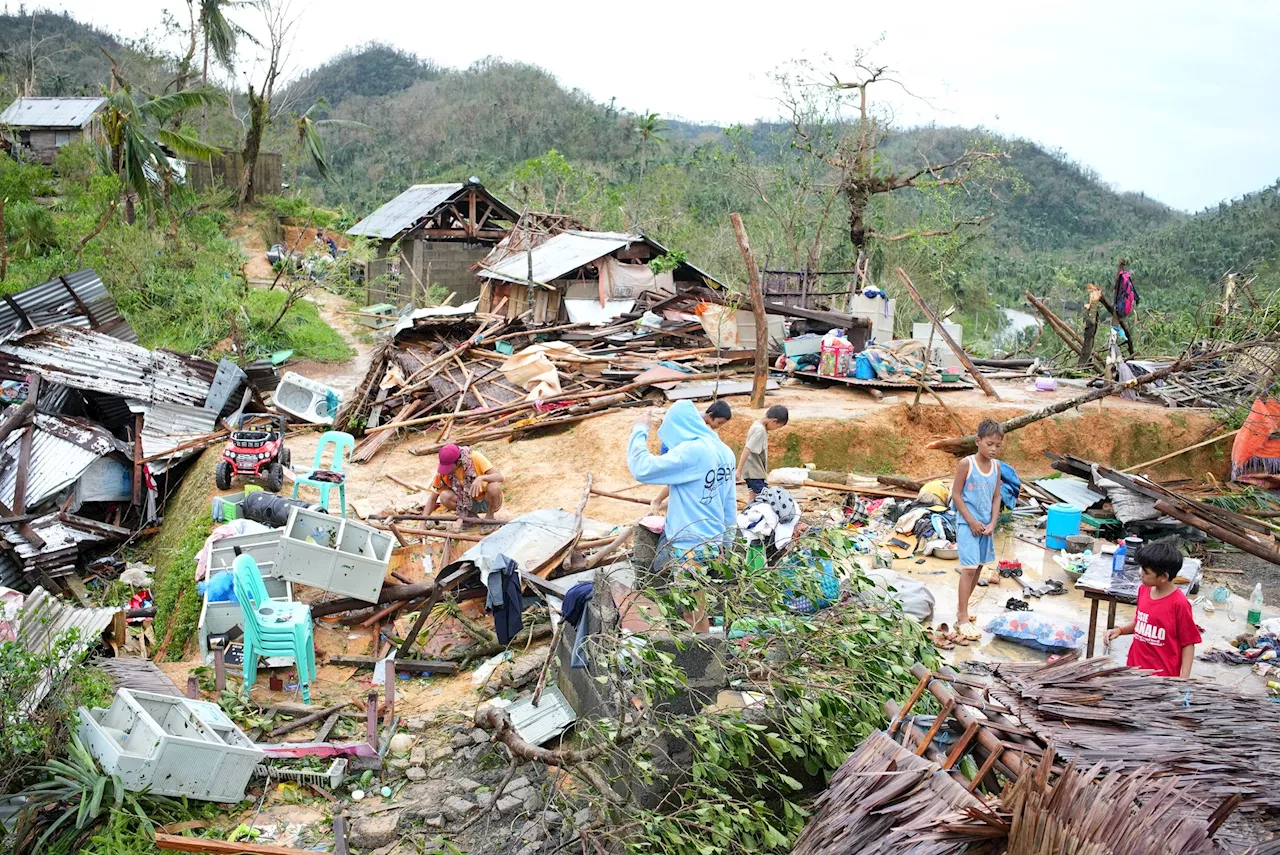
left=347, top=179, right=518, bottom=305
left=0, top=97, right=105, bottom=164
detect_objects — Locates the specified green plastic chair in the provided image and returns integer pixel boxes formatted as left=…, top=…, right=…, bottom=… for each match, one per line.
left=232, top=554, right=315, bottom=704
left=292, top=431, right=355, bottom=516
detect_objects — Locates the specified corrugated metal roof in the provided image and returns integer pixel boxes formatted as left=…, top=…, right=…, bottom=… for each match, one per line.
left=0, top=97, right=105, bottom=128
left=479, top=230, right=638, bottom=287
left=347, top=184, right=465, bottom=238
left=0, top=414, right=126, bottom=509
left=442, top=508, right=581, bottom=576
left=503, top=685, right=576, bottom=745
left=0, top=552, right=21, bottom=591
left=0, top=269, right=136, bottom=342
left=0, top=326, right=214, bottom=407
left=139, top=401, right=219, bottom=473
left=13, top=585, right=120, bottom=713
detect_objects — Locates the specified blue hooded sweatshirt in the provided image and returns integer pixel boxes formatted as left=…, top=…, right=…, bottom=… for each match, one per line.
left=628, top=400, right=738, bottom=553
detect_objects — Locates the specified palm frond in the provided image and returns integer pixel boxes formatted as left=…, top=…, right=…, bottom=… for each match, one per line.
left=141, top=85, right=226, bottom=120
left=300, top=120, right=331, bottom=181
left=156, top=128, right=220, bottom=162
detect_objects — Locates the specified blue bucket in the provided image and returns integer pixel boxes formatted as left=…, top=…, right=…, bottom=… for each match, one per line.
left=854, top=353, right=875, bottom=379
left=1046, top=503, right=1082, bottom=550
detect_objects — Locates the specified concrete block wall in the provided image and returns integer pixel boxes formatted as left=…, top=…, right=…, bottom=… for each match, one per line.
left=414, top=240, right=490, bottom=303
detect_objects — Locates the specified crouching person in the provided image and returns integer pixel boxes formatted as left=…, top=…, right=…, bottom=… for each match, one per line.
left=424, top=443, right=504, bottom=520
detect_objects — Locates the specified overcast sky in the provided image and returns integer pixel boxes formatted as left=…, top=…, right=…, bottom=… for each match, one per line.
left=39, top=0, right=1280, bottom=212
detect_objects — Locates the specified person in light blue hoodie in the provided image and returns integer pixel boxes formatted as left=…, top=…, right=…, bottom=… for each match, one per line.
left=628, top=400, right=738, bottom=630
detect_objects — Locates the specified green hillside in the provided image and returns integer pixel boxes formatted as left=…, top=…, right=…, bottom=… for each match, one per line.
left=0, top=11, right=1274, bottom=351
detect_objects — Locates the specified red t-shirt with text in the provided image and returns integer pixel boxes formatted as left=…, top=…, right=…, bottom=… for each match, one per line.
left=1126, top=586, right=1201, bottom=677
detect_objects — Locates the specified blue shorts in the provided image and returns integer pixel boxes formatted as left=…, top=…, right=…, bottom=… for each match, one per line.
left=746, top=478, right=767, bottom=495
left=957, top=525, right=995, bottom=567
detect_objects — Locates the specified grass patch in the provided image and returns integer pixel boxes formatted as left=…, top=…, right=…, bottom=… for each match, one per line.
left=149, top=449, right=220, bottom=660
left=243, top=288, right=353, bottom=363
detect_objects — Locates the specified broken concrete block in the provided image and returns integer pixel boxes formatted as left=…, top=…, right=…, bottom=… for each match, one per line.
left=516, top=844, right=538, bottom=855
left=410, top=745, right=428, bottom=766
left=511, top=786, right=533, bottom=802
left=507, top=776, right=531, bottom=792
left=458, top=777, right=483, bottom=793
left=523, top=791, right=541, bottom=813
left=573, top=808, right=594, bottom=826
left=387, top=758, right=411, bottom=770
left=470, top=728, right=490, bottom=745
left=428, top=764, right=448, bottom=780
left=429, top=745, right=452, bottom=761
left=406, top=767, right=427, bottom=782
left=442, top=796, right=476, bottom=822
left=351, top=813, right=400, bottom=850
left=405, top=716, right=428, bottom=731
left=497, top=794, right=523, bottom=814
left=450, top=731, right=472, bottom=749
left=425, top=815, right=444, bottom=829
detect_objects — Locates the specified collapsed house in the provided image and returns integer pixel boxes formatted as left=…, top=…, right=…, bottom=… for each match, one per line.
left=348, top=181, right=519, bottom=305
left=475, top=220, right=721, bottom=325
left=0, top=275, right=268, bottom=593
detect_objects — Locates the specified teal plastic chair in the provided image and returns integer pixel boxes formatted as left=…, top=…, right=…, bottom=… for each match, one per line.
left=293, top=431, right=355, bottom=517
left=231, top=554, right=315, bottom=704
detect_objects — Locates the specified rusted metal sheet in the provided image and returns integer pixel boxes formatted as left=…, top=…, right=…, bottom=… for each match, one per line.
left=0, top=327, right=214, bottom=407
left=0, top=414, right=128, bottom=510
left=12, top=585, right=121, bottom=713
left=138, top=402, right=219, bottom=472
left=0, top=269, right=135, bottom=342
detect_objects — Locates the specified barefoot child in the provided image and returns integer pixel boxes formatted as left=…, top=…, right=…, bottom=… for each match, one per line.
left=1104, top=538, right=1200, bottom=677
left=953, top=419, right=1005, bottom=640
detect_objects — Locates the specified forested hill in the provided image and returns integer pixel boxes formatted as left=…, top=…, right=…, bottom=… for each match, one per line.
left=1, top=13, right=1275, bottom=338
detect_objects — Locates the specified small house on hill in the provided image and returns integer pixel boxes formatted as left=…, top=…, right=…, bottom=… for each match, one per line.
left=0, top=97, right=105, bottom=164
left=347, top=180, right=518, bottom=305
left=476, top=226, right=720, bottom=325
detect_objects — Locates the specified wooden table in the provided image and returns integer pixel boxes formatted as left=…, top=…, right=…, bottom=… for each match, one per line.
left=1083, top=588, right=1137, bottom=657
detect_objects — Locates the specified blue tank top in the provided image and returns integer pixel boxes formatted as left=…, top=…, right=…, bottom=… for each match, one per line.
left=957, top=455, right=999, bottom=526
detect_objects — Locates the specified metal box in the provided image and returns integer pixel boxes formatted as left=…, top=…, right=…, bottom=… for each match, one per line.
left=77, top=689, right=264, bottom=802
left=275, top=507, right=392, bottom=603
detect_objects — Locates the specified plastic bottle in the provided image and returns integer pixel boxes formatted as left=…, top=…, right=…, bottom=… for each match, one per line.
left=1111, top=539, right=1127, bottom=574
left=1248, top=583, right=1264, bottom=626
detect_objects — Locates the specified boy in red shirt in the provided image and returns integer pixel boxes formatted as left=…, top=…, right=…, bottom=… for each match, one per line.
left=1104, top=539, right=1201, bottom=677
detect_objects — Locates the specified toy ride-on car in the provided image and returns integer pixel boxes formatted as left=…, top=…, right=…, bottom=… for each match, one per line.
left=216, top=414, right=291, bottom=492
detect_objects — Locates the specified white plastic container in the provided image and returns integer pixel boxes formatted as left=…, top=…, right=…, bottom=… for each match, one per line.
left=275, top=507, right=393, bottom=603
left=911, top=322, right=963, bottom=366
left=77, top=689, right=264, bottom=802
left=198, top=563, right=295, bottom=663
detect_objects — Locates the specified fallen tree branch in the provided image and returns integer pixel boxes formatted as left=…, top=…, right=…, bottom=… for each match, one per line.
left=928, top=339, right=1274, bottom=456
left=476, top=704, right=642, bottom=768
left=1154, top=500, right=1280, bottom=567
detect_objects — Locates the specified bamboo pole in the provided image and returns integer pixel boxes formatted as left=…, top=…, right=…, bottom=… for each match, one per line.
left=928, top=339, right=1274, bottom=456
left=1120, top=429, right=1241, bottom=474
left=895, top=268, right=1000, bottom=400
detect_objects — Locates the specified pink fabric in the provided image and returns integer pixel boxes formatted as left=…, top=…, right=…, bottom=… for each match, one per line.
left=195, top=519, right=273, bottom=580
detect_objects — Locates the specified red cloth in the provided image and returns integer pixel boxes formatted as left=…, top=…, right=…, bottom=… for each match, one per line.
left=1126, top=586, right=1201, bottom=677
left=1232, top=398, right=1280, bottom=485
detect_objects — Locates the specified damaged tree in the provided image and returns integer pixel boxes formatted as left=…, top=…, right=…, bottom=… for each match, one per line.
left=782, top=54, right=1008, bottom=272
left=471, top=532, right=937, bottom=854
left=238, top=0, right=295, bottom=207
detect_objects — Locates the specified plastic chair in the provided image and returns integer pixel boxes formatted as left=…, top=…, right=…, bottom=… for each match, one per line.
left=292, top=431, right=355, bottom=516
left=232, top=554, right=315, bottom=704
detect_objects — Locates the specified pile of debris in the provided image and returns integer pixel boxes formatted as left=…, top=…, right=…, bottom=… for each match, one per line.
left=0, top=272, right=275, bottom=594
left=793, top=656, right=1280, bottom=855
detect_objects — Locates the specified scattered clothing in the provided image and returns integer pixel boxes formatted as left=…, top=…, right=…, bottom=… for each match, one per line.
left=561, top=582, right=593, bottom=628
left=1127, top=585, right=1200, bottom=677
left=745, top=478, right=767, bottom=496
left=627, top=400, right=737, bottom=553
left=482, top=553, right=523, bottom=645
left=917, top=479, right=951, bottom=506
left=998, top=462, right=1021, bottom=511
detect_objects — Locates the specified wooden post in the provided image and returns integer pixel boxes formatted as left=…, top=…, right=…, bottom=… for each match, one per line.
left=730, top=213, right=769, bottom=409
left=384, top=658, right=396, bottom=721
left=1154, top=500, right=1280, bottom=567
left=132, top=411, right=145, bottom=506
left=366, top=690, right=378, bottom=746
left=213, top=647, right=227, bottom=692
left=12, top=376, right=37, bottom=515
left=186, top=675, right=200, bottom=699
left=895, top=269, right=1000, bottom=400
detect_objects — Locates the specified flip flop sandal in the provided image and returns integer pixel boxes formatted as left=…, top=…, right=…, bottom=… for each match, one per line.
left=931, top=631, right=954, bottom=649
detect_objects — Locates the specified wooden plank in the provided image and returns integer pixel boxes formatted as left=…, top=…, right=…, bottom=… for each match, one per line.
left=896, top=269, right=999, bottom=399
left=327, top=655, right=457, bottom=675
left=154, top=833, right=316, bottom=855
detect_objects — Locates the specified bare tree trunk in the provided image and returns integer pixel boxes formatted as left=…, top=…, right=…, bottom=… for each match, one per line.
left=0, top=197, right=8, bottom=282
left=240, top=84, right=266, bottom=207
left=731, top=213, right=769, bottom=409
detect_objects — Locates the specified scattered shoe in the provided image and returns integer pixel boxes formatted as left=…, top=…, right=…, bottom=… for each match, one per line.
left=958, top=621, right=983, bottom=641
left=1005, top=597, right=1030, bottom=611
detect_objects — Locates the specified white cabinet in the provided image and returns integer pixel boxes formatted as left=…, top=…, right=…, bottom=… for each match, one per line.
left=275, top=507, right=393, bottom=603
